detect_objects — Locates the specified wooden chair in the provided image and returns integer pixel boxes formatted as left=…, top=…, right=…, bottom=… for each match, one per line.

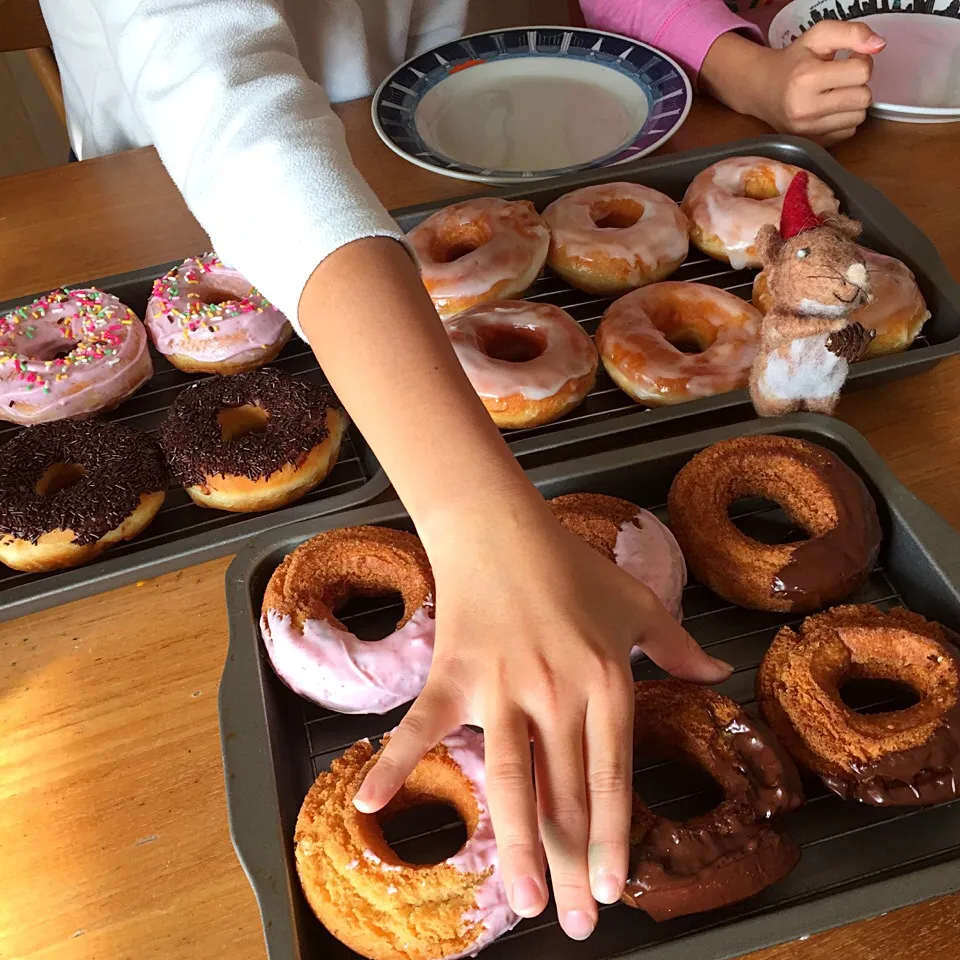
left=0, top=0, right=65, bottom=125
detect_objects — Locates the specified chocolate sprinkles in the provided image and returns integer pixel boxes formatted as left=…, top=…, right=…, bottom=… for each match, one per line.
left=160, top=368, right=339, bottom=486
left=0, top=419, right=167, bottom=545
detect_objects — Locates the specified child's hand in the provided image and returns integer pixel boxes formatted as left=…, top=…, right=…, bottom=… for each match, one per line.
left=353, top=501, right=732, bottom=941
left=702, top=21, right=886, bottom=145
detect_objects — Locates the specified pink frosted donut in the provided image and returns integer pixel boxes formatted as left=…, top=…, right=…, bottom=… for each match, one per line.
left=145, top=254, right=292, bottom=374
left=295, top=726, right=520, bottom=960
left=407, top=198, right=550, bottom=320
left=445, top=300, right=598, bottom=429
left=0, top=288, right=152, bottom=425
left=542, top=182, right=689, bottom=296
left=682, top=158, right=840, bottom=269
left=260, top=525, right=437, bottom=715
left=550, top=493, right=686, bottom=658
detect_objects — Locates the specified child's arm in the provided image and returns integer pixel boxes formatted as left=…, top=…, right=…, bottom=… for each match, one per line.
left=89, top=1, right=730, bottom=938
left=581, top=2, right=884, bottom=144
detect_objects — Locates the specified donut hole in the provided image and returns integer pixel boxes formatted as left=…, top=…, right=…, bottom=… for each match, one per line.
left=634, top=756, right=725, bottom=820
left=196, top=278, right=254, bottom=306
left=432, top=223, right=491, bottom=263
left=23, top=340, right=79, bottom=362
left=739, top=170, right=781, bottom=202
left=727, top=497, right=809, bottom=545
left=476, top=324, right=547, bottom=363
left=839, top=676, right=921, bottom=715
left=34, top=462, right=86, bottom=497
left=380, top=802, right=468, bottom=864
left=590, top=198, right=645, bottom=230
left=218, top=403, right=270, bottom=443
left=335, top=591, right=406, bottom=641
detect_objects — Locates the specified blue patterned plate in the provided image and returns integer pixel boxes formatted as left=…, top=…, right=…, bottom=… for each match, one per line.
left=372, top=26, right=692, bottom=183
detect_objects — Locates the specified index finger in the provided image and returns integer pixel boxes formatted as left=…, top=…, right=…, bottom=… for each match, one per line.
left=353, top=683, right=457, bottom=812
left=813, top=53, right=874, bottom=92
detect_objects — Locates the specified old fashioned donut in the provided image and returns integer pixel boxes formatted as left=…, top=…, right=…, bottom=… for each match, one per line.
left=0, top=287, right=152, bottom=425
left=668, top=436, right=881, bottom=613
left=753, top=247, right=930, bottom=358
left=261, top=525, right=436, bottom=714
left=0, top=419, right=166, bottom=572
left=407, top=198, right=549, bottom=320
left=444, top=300, right=597, bottom=429
left=541, top=182, right=688, bottom=296
left=757, top=605, right=960, bottom=806
left=295, top=726, right=520, bottom=960
left=682, top=158, right=840, bottom=269
left=549, top=493, right=685, bottom=621
left=161, top=368, right=345, bottom=513
left=623, top=680, right=803, bottom=921
left=595, top=282, right=760, bottom=406
left=145, top=253, right=292, bottom=374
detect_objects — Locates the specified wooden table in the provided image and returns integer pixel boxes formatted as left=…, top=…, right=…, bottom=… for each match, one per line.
left=1, top=99, right=959, bottom=960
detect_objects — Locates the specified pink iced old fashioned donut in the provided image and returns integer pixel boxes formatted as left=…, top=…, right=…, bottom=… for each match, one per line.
left=261, top=525, right=437, bottom=715
left=550, top=493, right=686, bottom=658
left=682, top=158, right=840, bottom=269
left=295, top=726, right=521, bottom=960
left=445, top=300, right=598, bottom=429
left=541, top=182, right=689, bottom=296
left=145, top=253, right=293, bottom=374
left=407, top=197, right=550, bottom=320
left=0, top=288, right=153, bottom=426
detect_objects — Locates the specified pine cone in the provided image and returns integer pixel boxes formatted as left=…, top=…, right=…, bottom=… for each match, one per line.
left=825, top=322, right=876, bottom=362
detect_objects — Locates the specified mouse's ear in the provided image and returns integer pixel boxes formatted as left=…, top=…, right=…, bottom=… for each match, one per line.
left=826, top=214, right=863, bottom=242
left=755, top=223, right=784, bottom=265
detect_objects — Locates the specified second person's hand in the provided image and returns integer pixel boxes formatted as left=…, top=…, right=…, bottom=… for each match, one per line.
left=353, top=495, right=733, bottom=941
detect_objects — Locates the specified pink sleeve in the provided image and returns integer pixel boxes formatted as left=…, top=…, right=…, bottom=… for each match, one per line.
left=580, top=0, right=764, bottom=79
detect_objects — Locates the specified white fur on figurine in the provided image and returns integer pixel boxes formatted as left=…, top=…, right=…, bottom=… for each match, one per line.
left=749, top=172, right=876, bottom=418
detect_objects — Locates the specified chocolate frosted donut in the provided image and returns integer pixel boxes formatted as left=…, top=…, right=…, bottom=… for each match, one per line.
left=261, top=525, right=436, bottom=714
left=161, top=368, right=346, bottom=512
left=668, top=435, right=881, bottom=613
left=757, top=605, right=960, bottom=806
left=624, top=680, right=803, bottom=921
left=0, top=419, right=167, bottom=572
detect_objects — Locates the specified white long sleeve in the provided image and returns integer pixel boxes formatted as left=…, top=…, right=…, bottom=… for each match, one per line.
left=41, top=0, right=468, bottom=328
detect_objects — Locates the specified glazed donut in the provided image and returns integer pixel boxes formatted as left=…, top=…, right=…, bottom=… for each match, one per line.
left=145, top=254, right=292, bottom=374
left=407, top=198, right=550, bottom=319
left=682, top=158, right=840, bottom=268
left=757, top=606, right=960, bottom=806
left=295, top=727, right=520, bottom=960
left=668, top=436, right=881, bottom=613
left=549, top=493, right=685, bottom=621
left=754, top=247, right=930, bottom=358
left=541, top=182, right=688, bottom=296
left=261, top=525, right=435, bottom=714
left=623, top=680, right=803, bottom=921
left=0, top=287, right=152, bottom=425
left=444, top=300, right=597, bottom=429
left=160, top=368, right=345, bottom=513
left=0, top=419, right=166, bottom=572
left=595, top=282, right=760, bottom=406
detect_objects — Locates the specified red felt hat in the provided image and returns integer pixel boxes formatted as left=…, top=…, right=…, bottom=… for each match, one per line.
left=780, top=171, right=822, bottom=239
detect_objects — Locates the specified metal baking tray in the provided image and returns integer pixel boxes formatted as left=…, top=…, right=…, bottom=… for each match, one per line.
left=220, top=414, right=960, bottom=960
left=6, top=135, right=958, bottom=617
left=0, top=265, right=390, bottom=621
left=392, top=134, right=960, bottom=460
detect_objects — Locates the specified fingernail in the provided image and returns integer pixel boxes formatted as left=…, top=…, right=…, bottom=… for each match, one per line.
left=511, top=876, right=545, bottom=917
left=869, top=32, right=886, bottom=46
left=562, top=910, right=596, bottom=941
left=708, top=656, right=734, bottom=679
left=591, top=868, right=622, bottom=905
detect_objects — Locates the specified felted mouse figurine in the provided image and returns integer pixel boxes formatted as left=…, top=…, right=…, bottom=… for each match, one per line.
left=749, top=171, right=876, bottom=418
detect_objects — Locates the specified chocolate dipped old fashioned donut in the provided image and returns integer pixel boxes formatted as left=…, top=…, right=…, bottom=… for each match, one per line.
left=624, top=681, right=803, bottom=920
left=668, top=435, right=881, bottom=613
left=757, top=606, right=960, bottom=806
